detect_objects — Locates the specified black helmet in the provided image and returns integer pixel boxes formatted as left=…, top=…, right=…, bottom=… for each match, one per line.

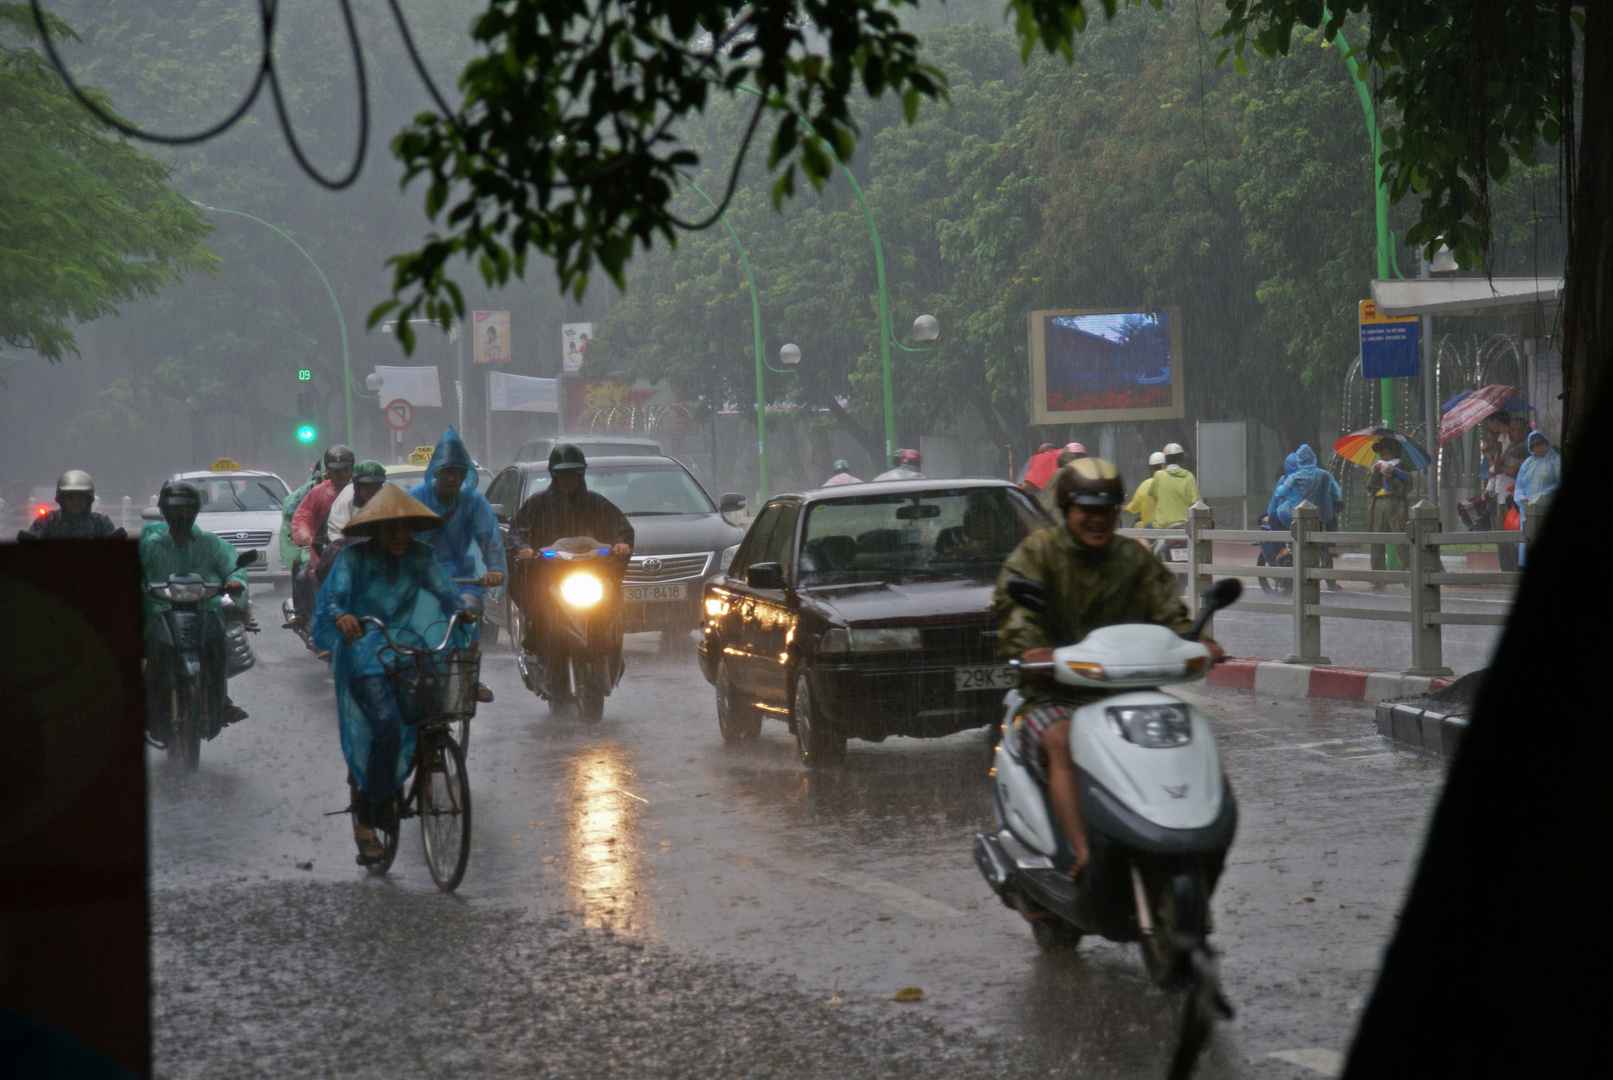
left=158, top=480, right=202, bottom=518
left=323, top=444, right=356, bottom=468
left=548, top=443, right=587, bottom=473
left=1053, top=458, right=1125, bottom=509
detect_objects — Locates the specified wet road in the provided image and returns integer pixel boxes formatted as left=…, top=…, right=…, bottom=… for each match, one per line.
left=150, top=598, right=1448, bottom=1079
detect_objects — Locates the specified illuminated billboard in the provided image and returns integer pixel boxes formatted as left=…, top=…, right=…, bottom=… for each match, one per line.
left=1027, top=308, right=1184, bottom=424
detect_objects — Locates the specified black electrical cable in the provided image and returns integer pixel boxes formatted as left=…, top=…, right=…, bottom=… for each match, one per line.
left=263, top=0, right=369, bottom=189
left=29, top=0, right=368, bottom=190
left=665, top=91, right=767, bottom=231
left=29, top=0, right=271, bottom=145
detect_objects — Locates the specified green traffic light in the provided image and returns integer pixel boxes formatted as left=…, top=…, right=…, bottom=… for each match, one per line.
left=296, top=425, right=316, bottom=443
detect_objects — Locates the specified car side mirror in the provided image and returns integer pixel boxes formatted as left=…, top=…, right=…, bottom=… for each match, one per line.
left=489, top=503, right=506, bottom=520
left=1004, top=575, right=1048, bottom=615
left=140, top=506, right=163, bottom=522
left=720, top=493, right=747, bottom=513
left=745, top=561, right=787, bottom=591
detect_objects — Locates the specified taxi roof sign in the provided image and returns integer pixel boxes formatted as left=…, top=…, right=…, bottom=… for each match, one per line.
left=210, top=457, right=241, bottom=472
left=407, top=447, right=435, bottom=465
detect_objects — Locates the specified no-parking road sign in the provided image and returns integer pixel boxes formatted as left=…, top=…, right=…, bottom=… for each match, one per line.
left=384, top=398, right=415, bottom=431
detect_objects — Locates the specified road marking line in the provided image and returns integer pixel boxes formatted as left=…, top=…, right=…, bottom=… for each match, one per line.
left=816, top=869, right=965, bottom=920
left=1266, top=1048, right=1344, bottom=1076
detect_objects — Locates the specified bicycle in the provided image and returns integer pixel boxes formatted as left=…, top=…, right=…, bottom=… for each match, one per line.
left=357, top=611, right=479, bottom=892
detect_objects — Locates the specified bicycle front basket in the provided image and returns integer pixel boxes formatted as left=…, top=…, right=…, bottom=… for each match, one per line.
left=387, top=649, right=480, bottom=725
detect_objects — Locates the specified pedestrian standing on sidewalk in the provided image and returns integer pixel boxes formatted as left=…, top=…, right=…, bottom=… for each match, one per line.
left=1512, top=430, right=1560, bottom=566
left=1365, top=437, right=1411, bottom=589
left=1484, top=412, right=1530, bottom=572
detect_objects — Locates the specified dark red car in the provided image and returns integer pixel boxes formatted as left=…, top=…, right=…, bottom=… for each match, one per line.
left=697, top=479, right=1050, bottom=766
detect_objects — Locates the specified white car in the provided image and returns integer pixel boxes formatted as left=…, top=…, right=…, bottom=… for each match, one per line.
left=156, top=467, right=293, bottom=588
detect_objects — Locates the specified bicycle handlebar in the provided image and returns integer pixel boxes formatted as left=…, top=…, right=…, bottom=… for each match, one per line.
left=358, top=610, right=469, bottom=655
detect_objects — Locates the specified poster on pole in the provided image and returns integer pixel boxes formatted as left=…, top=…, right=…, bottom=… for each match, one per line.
left=561, top=322, right=593, bottom=373
left=488, top=371, right=558, bottom=412
left=1027, top=308, right=1184, bottom=424
left=371, top=366, right=442, bottom=409
left=474, top=311, right=510, bottom=364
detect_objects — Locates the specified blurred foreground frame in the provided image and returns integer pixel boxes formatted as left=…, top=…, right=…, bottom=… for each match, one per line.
left=0, top=539, right=149, bottom=1077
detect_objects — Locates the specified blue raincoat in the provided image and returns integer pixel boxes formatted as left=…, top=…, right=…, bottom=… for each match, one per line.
left=312, top=540, right=470, bottom=800
left=407, top=427, right=505, bottom=609
left=1273, top=445, right=1339, bottom=527
left=1266, top=453, right=1298, bottom=524
left=1513, top=431, right=1561, bottom=566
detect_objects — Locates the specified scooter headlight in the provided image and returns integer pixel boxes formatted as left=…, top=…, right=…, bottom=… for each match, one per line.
left=167, top=581, right=211, bottom=603
left=1105, top=704, right=1192, bottom=748
left=559, top=572, right=604, bottom=608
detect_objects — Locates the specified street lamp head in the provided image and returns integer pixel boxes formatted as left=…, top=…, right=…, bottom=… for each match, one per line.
left=912, top=314, right=940, bottom=342
left=1430, top=244, right=1458, bottom=273
left=779, top=343, right=802, bottom=366
left=365, top=373, right=384, bottom=391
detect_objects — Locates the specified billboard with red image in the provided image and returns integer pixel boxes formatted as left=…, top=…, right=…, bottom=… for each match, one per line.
left=1028, top=308, right=1184, bottom=424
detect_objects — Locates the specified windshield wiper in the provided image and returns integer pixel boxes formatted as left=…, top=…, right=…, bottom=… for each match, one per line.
left=226, top=486, right=248, bottom=512
left=258, top=482, right=283, bottom=507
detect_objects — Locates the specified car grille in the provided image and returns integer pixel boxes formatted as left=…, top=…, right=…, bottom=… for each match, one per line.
left=920, top=621, right=999, bottom=663
left=217, top=529, right=274, bottom=548
left=624, top=552, right=711, bottom=583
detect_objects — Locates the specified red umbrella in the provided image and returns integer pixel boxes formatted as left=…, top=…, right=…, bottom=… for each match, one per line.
left=1021, top=447, right=1064, bottom=489
left=1438, top=384, right=1522, bottom=446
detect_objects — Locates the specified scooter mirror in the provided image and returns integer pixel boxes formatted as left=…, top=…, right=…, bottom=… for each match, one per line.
left=1004, top=575, right=1049, bottom=616
left=1204, top=578, right=1242, bottom=613
left=235, top=549, right=260, bottom=569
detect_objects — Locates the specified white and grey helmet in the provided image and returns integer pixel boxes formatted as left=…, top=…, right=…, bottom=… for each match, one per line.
left=56, top=469, right=95, bottom=496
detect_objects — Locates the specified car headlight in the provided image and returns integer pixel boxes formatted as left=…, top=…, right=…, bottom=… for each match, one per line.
left=819, top=628, right=849, bottom=654
left=848, top=626, right=922, bottom=651
left=719, top=544, right=741, bottom=572
left=1105, top=704, right=1192, bottom=748
left=559, top=572, right=604, bottom=608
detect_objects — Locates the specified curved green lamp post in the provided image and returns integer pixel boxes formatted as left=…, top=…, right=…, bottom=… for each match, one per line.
left=195, top=202, right=356, bottom=445
left=678, top=172, right=792, bottom=506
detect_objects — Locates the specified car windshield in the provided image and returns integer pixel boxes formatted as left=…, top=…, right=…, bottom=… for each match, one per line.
left=522, top=465, right=713, bottom=515
left=798, top=487, right=1045, bottom=585
left=193, top=476, right=288, bottom=513
left=386, top=468, right=495, bottom=492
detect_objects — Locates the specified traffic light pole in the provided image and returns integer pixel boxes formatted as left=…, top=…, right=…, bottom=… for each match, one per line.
left=196, top=203, right=353, bottom=445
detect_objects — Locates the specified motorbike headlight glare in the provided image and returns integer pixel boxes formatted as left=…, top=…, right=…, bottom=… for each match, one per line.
left=559, top=572, right=604, bottom=608
left=849, top=626, right=921, bottom=651
left=1105, top=704, right=1193, bottom=748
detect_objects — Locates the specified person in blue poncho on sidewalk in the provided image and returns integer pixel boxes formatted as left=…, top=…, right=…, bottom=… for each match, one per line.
left=312, top=484, right=476, bottom=866
left=408, top=427, right=506, bottom=700
left=1267, top=444, right=1345, bottom=589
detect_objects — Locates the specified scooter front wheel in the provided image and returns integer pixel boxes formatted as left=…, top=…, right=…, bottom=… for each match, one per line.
left=1030, top=914, right=1085, bottom=952
left=578, top=659, right=605, bottom=725
left=1140, top=872, right=1205, bottom=989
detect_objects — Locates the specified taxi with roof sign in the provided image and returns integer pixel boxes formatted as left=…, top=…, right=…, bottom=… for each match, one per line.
left=144, top=458, right=294, bottom=587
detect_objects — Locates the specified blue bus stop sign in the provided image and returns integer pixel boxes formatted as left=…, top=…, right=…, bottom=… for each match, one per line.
left=1359, top=299, right=1420, bottom=378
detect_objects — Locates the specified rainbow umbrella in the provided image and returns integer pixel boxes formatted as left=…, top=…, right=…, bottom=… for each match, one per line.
left=1333, top=427, right=1431, bottom=471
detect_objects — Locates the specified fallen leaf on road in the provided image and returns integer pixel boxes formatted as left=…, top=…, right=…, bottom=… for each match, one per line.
left=295, top=860, right=313, bottom=871
left=1290, top=896, right=1316, bottom=904
left=892, top=988, right=924, bottom=1003
left=826, top=978, right=842, bottom=1005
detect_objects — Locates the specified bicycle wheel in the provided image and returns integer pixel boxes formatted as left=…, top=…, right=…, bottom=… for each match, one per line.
left=419, top=730, right=472, bottom=892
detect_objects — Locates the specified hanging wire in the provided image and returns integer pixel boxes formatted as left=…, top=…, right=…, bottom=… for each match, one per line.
left=30, top=0, right=369, bottom=190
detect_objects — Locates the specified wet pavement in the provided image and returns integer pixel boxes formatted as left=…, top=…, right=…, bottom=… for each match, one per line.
left=150, top=594, right=1449, bottom=1078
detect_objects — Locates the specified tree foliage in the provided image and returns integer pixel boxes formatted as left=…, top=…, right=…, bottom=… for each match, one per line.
left=0, top=3, right=215, bottom=361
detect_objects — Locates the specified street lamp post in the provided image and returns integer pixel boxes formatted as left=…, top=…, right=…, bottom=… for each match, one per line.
left=1334, top=31, right=1403, bottom=430
left=195, top=203, right=354, bottom=445
left=679, top=171, right=792, bottom=507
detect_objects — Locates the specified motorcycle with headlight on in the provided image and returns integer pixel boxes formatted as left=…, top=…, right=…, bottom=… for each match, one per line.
left=515, top=535, right=624, bottom=723
left=974, top=578, right=1243, bottom=1079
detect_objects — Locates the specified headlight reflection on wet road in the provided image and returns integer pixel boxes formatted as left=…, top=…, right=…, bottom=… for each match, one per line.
left=564, top=745, right=642, bottom=930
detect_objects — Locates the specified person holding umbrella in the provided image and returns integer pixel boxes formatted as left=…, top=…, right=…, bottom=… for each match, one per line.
left=1365, top=436, right=1412, bottom=585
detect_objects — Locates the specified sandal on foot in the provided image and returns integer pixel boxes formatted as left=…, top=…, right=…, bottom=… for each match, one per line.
left=476, top=682, right=494, bottom=703
left=355, top=836, right=385, bottom=866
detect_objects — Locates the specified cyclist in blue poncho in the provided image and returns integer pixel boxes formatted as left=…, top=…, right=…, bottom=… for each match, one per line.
left=313, top=484, right=474, bottom=866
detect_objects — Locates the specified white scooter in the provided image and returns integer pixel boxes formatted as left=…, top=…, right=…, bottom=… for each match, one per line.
left=974, top=579, right=1242, bottom=1075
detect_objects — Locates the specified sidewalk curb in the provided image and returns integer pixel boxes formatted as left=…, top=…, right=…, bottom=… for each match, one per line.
left=1373, top=702, right=1469, bottom=759
left=1207, top=658, right=1455, bottom=703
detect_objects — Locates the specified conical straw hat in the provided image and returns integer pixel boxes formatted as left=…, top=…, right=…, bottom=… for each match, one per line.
left=341, top=483, right=442, bottom=538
